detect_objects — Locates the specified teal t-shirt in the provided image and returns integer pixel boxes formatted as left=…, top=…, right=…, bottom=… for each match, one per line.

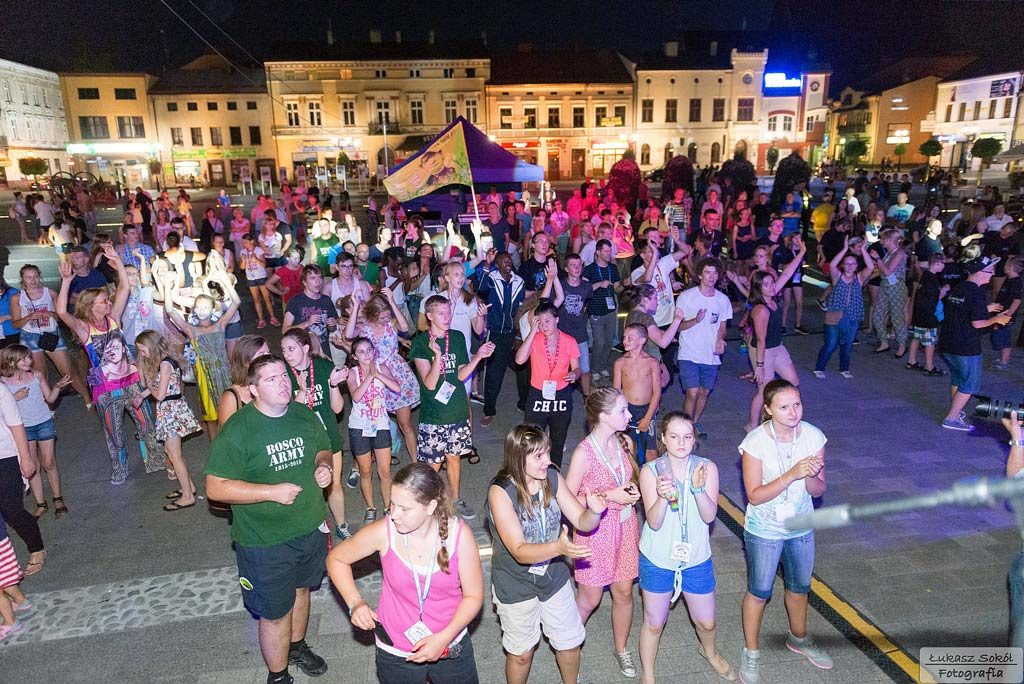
left=408, top=329, right=469, bottom=425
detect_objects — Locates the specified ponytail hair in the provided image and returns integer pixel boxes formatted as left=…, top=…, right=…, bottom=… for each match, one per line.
left=583, top=387, right=639, bottom=483
left=282, top=325, right=326, bottom=360
left=760, top=378, right=798, bottom=424
left=392, top=463, right=456, bottom=573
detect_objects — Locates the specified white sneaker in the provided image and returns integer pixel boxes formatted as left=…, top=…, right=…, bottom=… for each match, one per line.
left=839, top=370, right=854, bottom=379
left=813, top=370, right=826, bottom=379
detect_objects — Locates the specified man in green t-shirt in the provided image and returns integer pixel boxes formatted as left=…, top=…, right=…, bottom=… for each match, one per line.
left=409, top=294, right=494, bottom=520
left=205, top=355, right=334, bottom=684
left=308, top=218, right=340, bottom=274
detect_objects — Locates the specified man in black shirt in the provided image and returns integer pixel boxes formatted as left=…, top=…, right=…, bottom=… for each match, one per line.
left=938, top=256, right=1011, bottom=432
left=914, top=219, right=944, bottom=267
left=518, top=232, right=557, bottom=296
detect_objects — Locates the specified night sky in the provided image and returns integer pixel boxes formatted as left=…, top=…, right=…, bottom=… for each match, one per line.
left=2, top=0, right=1021, bottom=90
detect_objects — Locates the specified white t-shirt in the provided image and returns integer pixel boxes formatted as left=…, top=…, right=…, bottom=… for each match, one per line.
left=738, top=421, right=826, bottom=540
left=675, top=286, right=732, bottom=365
left=0, top=382, right=24, bottom=460
left=631, top=254, right=679, bottom=326
left=34, top=202, right=54, bottom=226
left=243, top=247, right=267, bottom=280
left=986, top=214, right=1014, bottom=232
left=580, top=239, right=618, bottom=266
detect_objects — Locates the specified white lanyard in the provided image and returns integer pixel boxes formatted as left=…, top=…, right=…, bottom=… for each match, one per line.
left=401, top=522, right=439, bottom=621
left=768, top=422, right=797, bottom=503
left=589, top=434, right=626, bottom=487
left=675, top=457, right=697, bottom=542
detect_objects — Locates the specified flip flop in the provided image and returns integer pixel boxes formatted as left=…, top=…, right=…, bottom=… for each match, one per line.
left=463, top=448, right=481, bottom=465
left=163, top=500, right=197, bottom=512
left=697, top=645, right=738, bottom=682
left=165, top=489, right=197, bottom=499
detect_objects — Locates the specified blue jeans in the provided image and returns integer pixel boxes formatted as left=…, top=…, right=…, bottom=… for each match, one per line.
left=744, top=530, right=815, bottom=601
left=815, top=315, right=859, bottom=372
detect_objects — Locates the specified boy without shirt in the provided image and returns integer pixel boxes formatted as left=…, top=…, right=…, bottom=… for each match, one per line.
left=613, top=323, right=661, bottom=464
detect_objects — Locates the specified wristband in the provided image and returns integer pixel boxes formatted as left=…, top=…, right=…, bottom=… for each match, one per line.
left=689, top=483, right=706, bottom=495
left=1010, top=439, right=1024, bottom=447
left=756, top=362, right=765, bottom=367
left=317, top=463, right=333, bottom=475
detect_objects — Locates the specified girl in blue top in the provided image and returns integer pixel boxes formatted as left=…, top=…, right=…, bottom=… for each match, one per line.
left=638, top=412, right=734, bottom=683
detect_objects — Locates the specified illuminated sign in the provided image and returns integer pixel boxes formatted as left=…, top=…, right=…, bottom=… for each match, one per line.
left=764, top=73, right=801, bottom=89
left=67, top=142, right=162, bottom=155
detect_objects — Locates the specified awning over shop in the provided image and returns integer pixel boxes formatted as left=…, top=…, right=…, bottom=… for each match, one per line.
left=397, top=135, right=434, bottom=152
left=995, top=143, right=1024, bottom=162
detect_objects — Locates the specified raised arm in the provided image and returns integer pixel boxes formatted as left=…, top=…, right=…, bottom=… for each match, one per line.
left=55, top=261, right=87, bottom=340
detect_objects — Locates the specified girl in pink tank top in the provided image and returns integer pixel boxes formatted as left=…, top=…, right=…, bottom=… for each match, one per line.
left=327, top=463, right=484, bottom=683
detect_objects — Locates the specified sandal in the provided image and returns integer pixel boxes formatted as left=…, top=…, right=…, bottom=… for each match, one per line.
left=53, top=497, right=68, bottom=519
left=924, top=367, right=947, bottom=376
left=697, top=644, right=738, bottom=682
left=165, top=488, right=197, bottom=500
left=905, top=362, right=922, bottom=371
left=464, top=448, right=480, bottom=465
left=163, top=500, right=197, bottom=512
left=167, top=467, right=178, bottom=481
left=32, top=501, right=48, bottom=518
left=24, top=551, right=46, bottom=577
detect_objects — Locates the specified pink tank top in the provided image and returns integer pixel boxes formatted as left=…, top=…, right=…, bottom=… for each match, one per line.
left=377, top=517, right=464, bottom=653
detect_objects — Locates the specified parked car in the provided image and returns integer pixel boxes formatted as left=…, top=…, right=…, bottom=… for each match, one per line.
left=645, top=167, right=665, bottom=182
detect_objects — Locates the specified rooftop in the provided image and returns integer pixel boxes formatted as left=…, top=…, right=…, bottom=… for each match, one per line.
left=262, top=39, right=489, bottom=64
left=150, top=55, right=265, bottom=95
left=488, top=48, right=632, bottom=85
left=848, top=54, right=978, bottom=95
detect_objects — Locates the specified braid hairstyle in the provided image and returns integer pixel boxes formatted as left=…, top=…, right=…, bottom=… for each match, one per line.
left=392, top=463, right=457, bottom=573
left=583, top=386, right=639, bottom=484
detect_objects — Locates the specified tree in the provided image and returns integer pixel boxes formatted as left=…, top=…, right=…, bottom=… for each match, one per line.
left=766, top=146, right=780, bottom=174
left=719, top=156, right=756, bottom=197
left=893, top=143, right=907, bottom=171
left=660, top=155, right=695, bottom=202
left=971, top=138, right=1002, bottom=167
left=607, top=153, right=641, bottom=214
left=148, top=159, right=164, bottom=191
left=769, top=152, right=811, bottom=209
left=18, top=157, right=48, bottom=183
left=843, top=138, right=868, bottom=164
left=918, top=138, right=942, bottom=158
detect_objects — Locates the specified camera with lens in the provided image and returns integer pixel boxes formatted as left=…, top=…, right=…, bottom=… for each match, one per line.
left=974, top=396, right=1024, bottom=420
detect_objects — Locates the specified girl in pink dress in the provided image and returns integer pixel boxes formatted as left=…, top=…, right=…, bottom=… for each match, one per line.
left=564, top=386, right=642, bottom=678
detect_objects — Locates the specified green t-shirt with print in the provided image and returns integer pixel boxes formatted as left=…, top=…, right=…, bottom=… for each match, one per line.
left=205, top=402, right=330, bottom=547
left=287, top=356, right=343, bottom=453
left=408, top=329, right=469, bottom=425
left=312, top=235, right=340, bottom=272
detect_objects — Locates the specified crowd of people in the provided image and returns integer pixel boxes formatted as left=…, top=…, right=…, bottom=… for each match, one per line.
left=0, top=169, right=1021, bottom=683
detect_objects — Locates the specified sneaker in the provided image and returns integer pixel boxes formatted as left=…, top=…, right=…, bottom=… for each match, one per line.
left=257, top=320, right=267, bottom=329
left=816, top=299, right=828, bottom=312
left=12, top=598, right=33, bottom=614
left=455, top=499, right=476, bottom=520
left=335, top=523, right=353, bottom=540
left=267, top=672, right=294, bottom=684
left=363, top=508, right=377, bottom=523
left=695, top=423, right=708, bottom=440
left=346, top=467, right=360, bottom=489
left=993, top=361, right=1010, bottom=371
left=813, top=370, right=826, bottom=379
left=781, top=326, right=788, bottom=335
left=794, top=325, right=810, bottom=335
left=0, top=621, right=22, bottom=641
left=941, top=417, right=976, bottom=432
left=480, top=415, right=494, bottom=427
left=852, top=337, right=861, bottom=346
left=839, top=370, right=854, bottom=379
left=739, top=647, right=761, bottom=684
left=269, top=317, right=280, bottom=327
left=288, top=639, right=328, bottom=677
left=614, top=649, right=638, bottom=678
left=110, top=471, right=127, bottom=486
left=470, top=392, right=484, bottom=404
left=786, top=632, right=834, bottom=670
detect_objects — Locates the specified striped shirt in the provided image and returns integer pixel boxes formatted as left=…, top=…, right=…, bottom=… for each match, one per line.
left=0, top=536, right=23, bottom=588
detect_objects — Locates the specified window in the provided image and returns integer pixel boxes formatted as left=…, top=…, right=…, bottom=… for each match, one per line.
left=25, top=119, right=34, bottom=142
left=806, top=115, right=815, bottom=132
left=286, top=102, right=300, bottom=126
left=187, top=102, right=198, bottom=111
left=2, top=81, right=9, bottom=102
left=443, top=68, right=454, bottom=78
left=408, top=69, right=420, bottom=78
left=1005, top=98, right=1013, bottom=118
left=973, top=101, right=981, bottom=120
left=767, top=115, right=778, bottom=132
left=229, top=126, right=242, bottom=145
left=640, top=143, right=651, bottom=165
left=443, top=98, right=457, bottom=124
left=170, top=127, right=183, bottom=145
left=6, top=113, right=16, bottom=140
left=375, top=101, right=391, bottom=124
left=116, top=116, right=145, bottom=138
left=307, top=101, right=322, bottom=126
left=210, top=127, right=223, bottom=146
left=689, top=98, right=702, bottom=122
left=78, top=116, right=108, bottom=138
left=227, top=101, right=237, bottom=111
left=595, top=106, right=607, bottom=127
left=641, top=99, right=653, bottom=123
left=957, top=102, right=966, bottom=120
left=712, top=98, right=725, bottom=122
left=410, top=99, right=424, bottom=125
left=20, top=86, right=27, bottom=105
left=988, top=99, right=996, bottom=119
left=42, top=90, right=49, bottom=108
left=524, top=106, right=537, bottom=129
left=945, top=103, right=953, bottom=122
left=113, top=88, right=136, bottom=100
left=77, top=88, right=99, bottom=100
left=614, top=105, right=626, bottom=126
left=547, top=106, right=560, bottom=128
left=341, top=100, right=355, bottom=126
left=249, top=126, right=261, bottom=145
left=375, top=69, right=387, bottom=79
left=466, top=68, right=476, bottom=77
left=190, top=127, right=203, bottom=145
left=167, top=102, right=178, bottom=112
left=465, top=98, right=478, bottom=123
left=572, top=105, right=585, bottom=128
left=247, top=101, right=257, bottom=110
left=782, top=115, right=793, bottom=133
left=737, top=98, right=754, bottom=121
left=32, top=88, right=38, bottom=106
left=499, top=106, right=513, bottom=129
left=665, top=99, right=678, bottom=123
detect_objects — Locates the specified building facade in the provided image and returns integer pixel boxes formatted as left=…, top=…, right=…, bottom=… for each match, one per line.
left=266, top=37, right=488, bottom=186
left=932, top=66, right=1022, bottom=171
left=60, top=73, right=160, bottom=188
left=150, top=55, right=276, bottom=188
left=485, top=48, right=634, bottom=180
left=0, top=59, right=69, bottom=187
left=758, top=69, right=829, bottom=173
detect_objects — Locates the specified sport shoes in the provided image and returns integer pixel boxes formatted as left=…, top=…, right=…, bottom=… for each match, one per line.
left=363, top=508, right=377, bottom=523
left=470, top=392, right=484, bottom=404
left=816, top=298, right=828, bottom=312
left=110, top=470, right=127, bottom=486
left=942, top=417, right=976, bottom=432
left=993, top=361, right=1010, bottom=371
left=813, top=370, right=826, bottom=379
left=288, top=639, right=328, bottom=676
left=12, top=598, right=33, bottom=614
left=455, top=499, right=476, bottom=520
left=839, top=370, right=854, bottom=379
left=695, top=423, right=708, bottom=439
left=614, top=649, right=637, bottom=678
left=0, top=621, right=23, bottom=641
left=335, top=523, right=353, bottom=540
left=346, top=467, right=360, bottom=489
left=266, top=672, right=294, bottom=684
left=794, top=325, right=810, bottom=335
left=786, top=632, right=834, bottom=670
left=739, top=647, right=760, bottom=684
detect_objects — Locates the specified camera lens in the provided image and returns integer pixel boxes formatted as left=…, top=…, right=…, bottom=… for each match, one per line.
left=975, top=395, right=1024, bottom=420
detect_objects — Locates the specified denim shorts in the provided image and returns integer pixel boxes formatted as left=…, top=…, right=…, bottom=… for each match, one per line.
left=678, top=359, right=720, bottom=390
left=942, top=353, right=982, bottom=395
left=25, top=418, right=56, bottom=442
left=247, top=277, right=267, bottom=287
left=744, top=530, right=815, bottom=601
left=992, top=325, right=1013, bottom=351
left=375, top=637, right=478, bottom=684
left=639, top=553, right=716, bottom=595
left=20, top=329, right=67, bottom=353
left=224, top=320, right=244, bottom=340
left=577, top=341, right=590, bottom=373
left=349, top=427, right=391, bottom=457
left=265, top=256, right=286, bottom=268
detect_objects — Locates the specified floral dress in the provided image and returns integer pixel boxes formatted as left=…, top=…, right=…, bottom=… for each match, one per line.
left=352, top=319, right=419, bottom=411
left=153, top=358, right=201, bottom=441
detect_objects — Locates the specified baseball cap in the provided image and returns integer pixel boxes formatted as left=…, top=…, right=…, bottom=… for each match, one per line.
left=962, top=255, right=1000, bottom=274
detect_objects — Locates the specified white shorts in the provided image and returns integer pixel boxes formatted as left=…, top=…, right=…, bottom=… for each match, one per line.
left=492, top=579, right=586, bottom=655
